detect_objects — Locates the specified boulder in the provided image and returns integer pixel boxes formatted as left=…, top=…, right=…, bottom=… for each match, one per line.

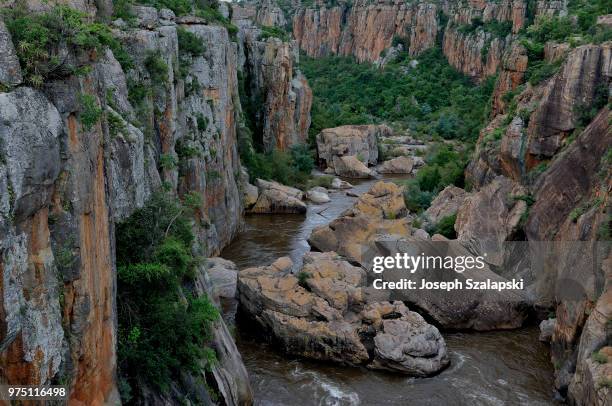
left=317, top=124, right=388, bottom=169
left=306, top=187, right=331, bottom=203
left=331, top=177, right=353, bottom=189
left=237, top=252, right=449, bottom=376
left=424, top=185, right=468, bottom=225
left=377, top=156, right=414, bottom=174
left=205, top=257, right=239, bottom=299
left=332, top=155, right=374, bottom=178
left=250, top=189, right=307, bottom=214
left=249, top=178, right=307, bottom=214
left=345, top=181, right=407, bottom=219
left=243, top=182, right=259, bottom=209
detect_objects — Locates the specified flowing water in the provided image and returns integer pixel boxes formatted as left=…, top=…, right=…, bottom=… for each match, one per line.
left=221, top=176, right=555, bottom=406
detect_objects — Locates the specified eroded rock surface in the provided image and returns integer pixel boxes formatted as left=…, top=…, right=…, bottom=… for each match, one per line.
left=237, top=253, right=449, bottom=376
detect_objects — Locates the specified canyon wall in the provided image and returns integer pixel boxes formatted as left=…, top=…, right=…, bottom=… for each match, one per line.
left=292, top=0, right=530, bottom=80
left=461, top=38, right=611, bottom=403
left=234, top=5, right=312, bottom=151
left=0, top=2, right=251, bottom=404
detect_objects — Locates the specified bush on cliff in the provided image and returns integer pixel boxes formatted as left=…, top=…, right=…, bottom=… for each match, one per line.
left=3, top=5, right=132, bottom=86
left=115, top=191, right=219, bottom=401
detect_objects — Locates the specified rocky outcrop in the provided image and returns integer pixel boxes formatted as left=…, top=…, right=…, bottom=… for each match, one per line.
left=293, top=0, right=440, bottom=63
left=232, top=0, right=287, bottom=28
left=455, top=176, right=527, bottom=267
left=442, top=24, right=508, bottom=81
left=235, top=10, right=312, bottom=152
left=316, top=124, right=385, bottom=169
left=424, top=185, right=468, bottom=225
left=237, top=252, right=450, bottom=376
left=491, top=42, right=528, bottom=115
left=0, top=18, right=22, bottom=87
left=249, top=179, right=307, bottom=214
left=1, top=4, right=252, bottom=404
left=293, top=0, right=524, bottom=80
left=332, top=155, right=375, bottom=178
left=467, top=43, right=612, bottom=189
left=377, top=156, right=414, bottom=174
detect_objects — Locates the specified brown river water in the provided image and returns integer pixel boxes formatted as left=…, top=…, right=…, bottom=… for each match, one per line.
left=221, top=176, right=555, bottom=406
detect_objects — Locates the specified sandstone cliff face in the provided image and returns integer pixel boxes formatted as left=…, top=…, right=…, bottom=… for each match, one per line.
left=292, top=0, right=439, bottom=63
left=467, top=43, right=611, bottom=188
left=461, top=37, right=611, bottom=402
left=234, top=9, right=313, bottom=151
left=1, top=3, right=251, bottom=404
left=292, top=0, right=526, bottom=80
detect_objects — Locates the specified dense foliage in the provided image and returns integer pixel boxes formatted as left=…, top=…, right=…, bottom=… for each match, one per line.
left=397, top=144, right=470, bottom=214
left=300, top=48, right=496, bottom=144
left=116, top=191, right=219, bottom=402
left=3, top=6, right=132, bottom=86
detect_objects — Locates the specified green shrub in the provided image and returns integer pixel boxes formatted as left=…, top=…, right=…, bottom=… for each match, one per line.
left=116, top=191, right=219, bottom=396
left=144, top=51, right=169, bottom=84
left=79, top=93, right=102, bottom=131
left=259, top=25, right=290, bottom=42
left=178, top=27, right=205, bottom=57
left=592, top=350, right=608, bottom=364
left=4, top=5, right=132, bottom=85
left=435, top=214, right=457, bottom=239
left=297, top=271, right=311, bottom=289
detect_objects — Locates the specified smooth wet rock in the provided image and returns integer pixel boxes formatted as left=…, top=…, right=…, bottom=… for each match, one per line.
left=333, top=155, right=374, bottom=178
left=331, top=177, right=353, bottom=189
left=250, top=189, right=307, bottom=214
left=377, top=156, right=414, bottom=174
left=237, top=252, right=449, bottom=376
left=306, top=187, right=331, bottom=203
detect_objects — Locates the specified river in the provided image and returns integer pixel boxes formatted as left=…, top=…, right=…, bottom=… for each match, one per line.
left=221, top=176, right=555, bottom=406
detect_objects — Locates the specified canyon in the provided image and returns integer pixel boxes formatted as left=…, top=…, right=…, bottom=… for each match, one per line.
left=0, top=0, right=610, bottom=405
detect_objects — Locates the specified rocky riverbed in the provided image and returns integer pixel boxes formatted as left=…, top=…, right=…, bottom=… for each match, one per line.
left=221, top=175, right=555, bottom=405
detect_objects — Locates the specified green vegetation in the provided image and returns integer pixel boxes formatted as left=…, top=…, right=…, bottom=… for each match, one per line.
left=116, top=191, right=219, bottom=401
left=259, top=25, right=290, bottom=42
left=79, top=94, right=103, bottom=131
left=397, top=144, right=469, bottom=213
left=434, top=214, right=457, bottom=239
left=3, top=5, right=132, bottom=86
left=237, top=70, right=316, bottom=188
left=297, top=271, right=311, bottom=289
left=592, top=350, right=608, bottom=364
left=144, top=51, right=169, bottom=84
left=300, top=48, right=495, bottom=144
left=457, top=17, right=513, bottom=38
left=178, top=27, right=206, bottom=57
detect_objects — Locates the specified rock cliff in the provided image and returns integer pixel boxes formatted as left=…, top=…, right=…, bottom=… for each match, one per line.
left=0, top=2, right=252, bottom=404
left=234, top=6, right=312, bottom=151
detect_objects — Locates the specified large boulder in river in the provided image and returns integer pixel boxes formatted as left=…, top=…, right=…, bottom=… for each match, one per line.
left=317, top=124, right=389, bottom=169
left=332, top=155, right=375, bottom=178
left=377, top=156, right=414, bottom=174
left=237, top=252, right=449, bottom=376
left=249, top=179, right=307, bottom=214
